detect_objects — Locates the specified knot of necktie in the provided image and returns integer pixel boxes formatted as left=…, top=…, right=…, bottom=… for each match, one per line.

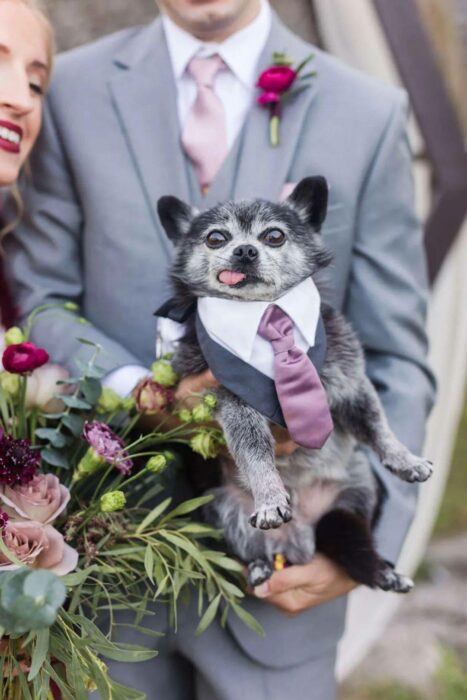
left=187, top=54, right=226, bottom=88
left=258, top=305, right=295, bottom=355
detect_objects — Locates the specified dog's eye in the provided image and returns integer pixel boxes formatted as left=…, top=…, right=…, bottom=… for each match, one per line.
left=261, top=229, right=286, bottom=247
left=206, top=230, right=228, bottom=248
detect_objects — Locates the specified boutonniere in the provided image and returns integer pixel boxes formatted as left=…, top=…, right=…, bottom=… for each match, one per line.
left=256, top=51, right=316, bottom=147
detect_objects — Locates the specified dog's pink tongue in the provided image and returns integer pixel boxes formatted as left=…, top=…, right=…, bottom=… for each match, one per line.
left=218, top=270, right=246, bottom=286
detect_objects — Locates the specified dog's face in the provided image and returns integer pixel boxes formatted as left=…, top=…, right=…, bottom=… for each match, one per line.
left=157, top=177, right=331, bottom=301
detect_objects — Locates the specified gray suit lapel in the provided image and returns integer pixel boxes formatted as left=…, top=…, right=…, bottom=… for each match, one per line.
left=109, top=19, right=190, bottom=255
left=234, top=14, right=319, bottom=202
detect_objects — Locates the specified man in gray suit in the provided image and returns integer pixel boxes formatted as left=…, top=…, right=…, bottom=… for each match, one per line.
left=5, top=0, right=435, bottom=697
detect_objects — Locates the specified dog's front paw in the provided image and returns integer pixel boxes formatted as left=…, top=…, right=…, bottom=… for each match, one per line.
left=383, top=452, right=433, bottom=483
left=376, top=566, right=414, bottom=594
left=249, top=498, right=292, bottom=530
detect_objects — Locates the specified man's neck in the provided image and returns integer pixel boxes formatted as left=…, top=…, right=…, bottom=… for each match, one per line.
left=163, top=1, right=263, bottom=44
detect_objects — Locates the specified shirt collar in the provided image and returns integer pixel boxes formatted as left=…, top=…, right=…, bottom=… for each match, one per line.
left=161, top=0, right=271, bottom=87
left=197, top=277, right=321, bottom=364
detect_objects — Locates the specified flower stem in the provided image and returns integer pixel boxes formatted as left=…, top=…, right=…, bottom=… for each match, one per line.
left=270, top=115, right=280, bottom=147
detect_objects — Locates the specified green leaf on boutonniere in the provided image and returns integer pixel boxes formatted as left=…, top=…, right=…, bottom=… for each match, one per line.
left=295, top=53, right=315, bottom=75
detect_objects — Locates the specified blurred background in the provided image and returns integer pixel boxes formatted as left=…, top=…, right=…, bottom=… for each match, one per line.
left=29, top=0, right=467, bottom=697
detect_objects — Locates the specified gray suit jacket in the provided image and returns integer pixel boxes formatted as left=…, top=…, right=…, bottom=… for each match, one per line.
left=5, top=13, right=435, bottom=666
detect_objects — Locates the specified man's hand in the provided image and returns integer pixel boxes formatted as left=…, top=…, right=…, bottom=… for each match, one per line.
left=139, top=369, right=299, bottom=456
left=252, top=554, right=358, bottom=615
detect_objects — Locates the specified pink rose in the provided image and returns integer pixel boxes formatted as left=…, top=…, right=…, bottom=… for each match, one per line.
left=25, top=363, right=70, bottom=412
left=2, top=342, right=49, bottom=374
left=257, top=66, right=297, bottom=93
left=133, top=378, right=174, bottom=415
left=256, top=91, right=281, bottom=105
left=0, top=473, right=70, bottom=524
left=0, top=521, right=78, bottom=576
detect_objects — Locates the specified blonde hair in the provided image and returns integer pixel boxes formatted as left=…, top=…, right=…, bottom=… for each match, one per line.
left=1, top=0, right=54, bottom=238
left=11, top=0, right=55, bottom=86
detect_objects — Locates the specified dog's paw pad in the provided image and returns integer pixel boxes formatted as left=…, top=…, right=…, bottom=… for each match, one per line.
left=377, top=568, right=414, bottom=594
left=248, top=559, right=273, bottom=588
left=384, top=456, right=433, bottom=483
left=249, top=503, right=292, bottom=530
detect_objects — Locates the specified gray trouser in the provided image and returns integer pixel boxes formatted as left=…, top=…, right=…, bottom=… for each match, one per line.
left=94, top=600, right=338, bottom=700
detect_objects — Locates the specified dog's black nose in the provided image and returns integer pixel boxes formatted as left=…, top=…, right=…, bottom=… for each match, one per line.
left=232, top=245, right=258, bottom=261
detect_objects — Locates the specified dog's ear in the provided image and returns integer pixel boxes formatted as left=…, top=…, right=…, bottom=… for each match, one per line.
left=157, top=196, right=196, bottom=243
left=286, top=176, right=329, bottom=232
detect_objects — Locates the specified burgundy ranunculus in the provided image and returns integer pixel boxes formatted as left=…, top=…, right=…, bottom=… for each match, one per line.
left=82, top=421, right=133, bottom=475
left=256, top=91, right=281, bottom=106
left=257, top=66, right=297, bottom=93
left=2, top=342, right=49, bottom=374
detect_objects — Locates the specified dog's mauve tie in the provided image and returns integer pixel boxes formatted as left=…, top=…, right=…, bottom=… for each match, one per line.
left=258, top=305, right=333, bottom=449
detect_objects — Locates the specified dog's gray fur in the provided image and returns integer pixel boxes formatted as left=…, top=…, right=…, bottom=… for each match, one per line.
left=157, top=177, right=431, bottom=593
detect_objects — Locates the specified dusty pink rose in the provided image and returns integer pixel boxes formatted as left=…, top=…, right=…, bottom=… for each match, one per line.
left=0, top=521, right=78, bottom=576
left=0, top=473, right=70, bottom=524
left=257, top=65, right=297, bottom=93
left=25, top=363, right=70, bottom=413
left=133, top=378, right=174, bottom=415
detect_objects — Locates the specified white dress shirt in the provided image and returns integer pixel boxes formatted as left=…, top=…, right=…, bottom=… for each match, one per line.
left=158, top=277, right=322, bottom=379
left=162, top=0, right=271, bottom=149
left=104, top=1, right=272, bottom=395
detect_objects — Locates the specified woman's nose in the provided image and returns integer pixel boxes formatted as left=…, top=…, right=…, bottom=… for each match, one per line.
left=1, top=72, right=34, bottom=115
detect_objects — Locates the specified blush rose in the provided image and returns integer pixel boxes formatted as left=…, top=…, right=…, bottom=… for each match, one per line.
left=0, top=521, right=78, bottom=576
left=0, top=473, right=70, bottom=524
left=25, top=363, right=70, bottom=413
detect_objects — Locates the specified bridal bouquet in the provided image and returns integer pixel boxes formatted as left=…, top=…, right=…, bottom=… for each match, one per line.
left=0, top=307, right=258, bottom=700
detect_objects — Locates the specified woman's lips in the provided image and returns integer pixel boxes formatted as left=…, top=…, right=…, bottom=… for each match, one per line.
left=218, top=270, right=247, bottom=286
left=0, top=121, right=23, bottom=154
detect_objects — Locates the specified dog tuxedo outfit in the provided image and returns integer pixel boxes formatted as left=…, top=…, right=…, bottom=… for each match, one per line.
left=156, top=277, right=333, bottom=448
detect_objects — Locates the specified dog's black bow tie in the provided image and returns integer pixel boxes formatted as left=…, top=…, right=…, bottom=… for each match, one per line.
left=154, top=298, right=197, bottom=324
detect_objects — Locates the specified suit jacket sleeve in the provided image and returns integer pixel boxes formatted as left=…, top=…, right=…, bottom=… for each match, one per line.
left=3, top=94, right=144, bottom=374
left=345, top=92, right=436, bottom=565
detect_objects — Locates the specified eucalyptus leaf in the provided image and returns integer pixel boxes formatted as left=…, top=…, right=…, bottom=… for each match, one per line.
left=41, top=447, right=70, bottom=469
left=161, top=495, right=213, bottom=521
left=35, top=427, right=68, bottom=448
left=80, top=377, right=102, bottom=405
left=62, top=413, right=85, bottom=436
left=230, top=602, right=265, bottom=637
left=60, top=395, right=92, bottom=410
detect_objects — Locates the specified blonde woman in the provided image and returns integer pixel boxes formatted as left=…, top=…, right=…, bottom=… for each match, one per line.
left=0, top=0, right=53, bottom=327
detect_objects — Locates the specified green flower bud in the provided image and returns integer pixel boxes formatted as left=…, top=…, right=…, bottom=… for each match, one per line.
left=146, top=454, right=167, bottom=474
left=151, top=360, right=178, bottom=388
left=74, top=447, right=104, bottom=481
left=96, top=387, right=122, bottom=414
left=203, top=393, right=217, bottom=409
left=64, top=301, right=79, bottom=312
left=78, top=317, right=89, bottom=325
left=162, top=450, right=175, bottom=463
left=100, top=490, right=126, bottom=512
left=191, top=403, right=213, bottom=423
left=4, top=326, right=25, bottom=346
left=0, top=371, right=21, bottom=397
left=177, top=408, right=192, bottom=423
left=121, top=395, right=135, bottom=411
left=190, top=431, right=220, bottom=460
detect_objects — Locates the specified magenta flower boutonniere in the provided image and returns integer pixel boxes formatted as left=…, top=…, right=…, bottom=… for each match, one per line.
left=256, top=51, right=316, bottom=147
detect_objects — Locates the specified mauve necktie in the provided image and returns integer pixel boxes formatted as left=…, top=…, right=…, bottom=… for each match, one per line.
left=181, top=54, right=228, bottom=192
left=258, top=305, right=334, bottom=449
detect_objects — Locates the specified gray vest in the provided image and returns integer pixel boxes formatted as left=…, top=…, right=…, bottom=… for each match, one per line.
left=156, top=299, right=328, bottom=426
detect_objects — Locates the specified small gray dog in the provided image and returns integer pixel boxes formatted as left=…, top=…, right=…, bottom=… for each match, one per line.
left=156, top=177, right=432, bottom=592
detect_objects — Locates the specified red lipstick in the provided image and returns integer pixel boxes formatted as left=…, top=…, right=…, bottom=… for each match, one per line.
left=0, top=120, right=23, bottom=154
